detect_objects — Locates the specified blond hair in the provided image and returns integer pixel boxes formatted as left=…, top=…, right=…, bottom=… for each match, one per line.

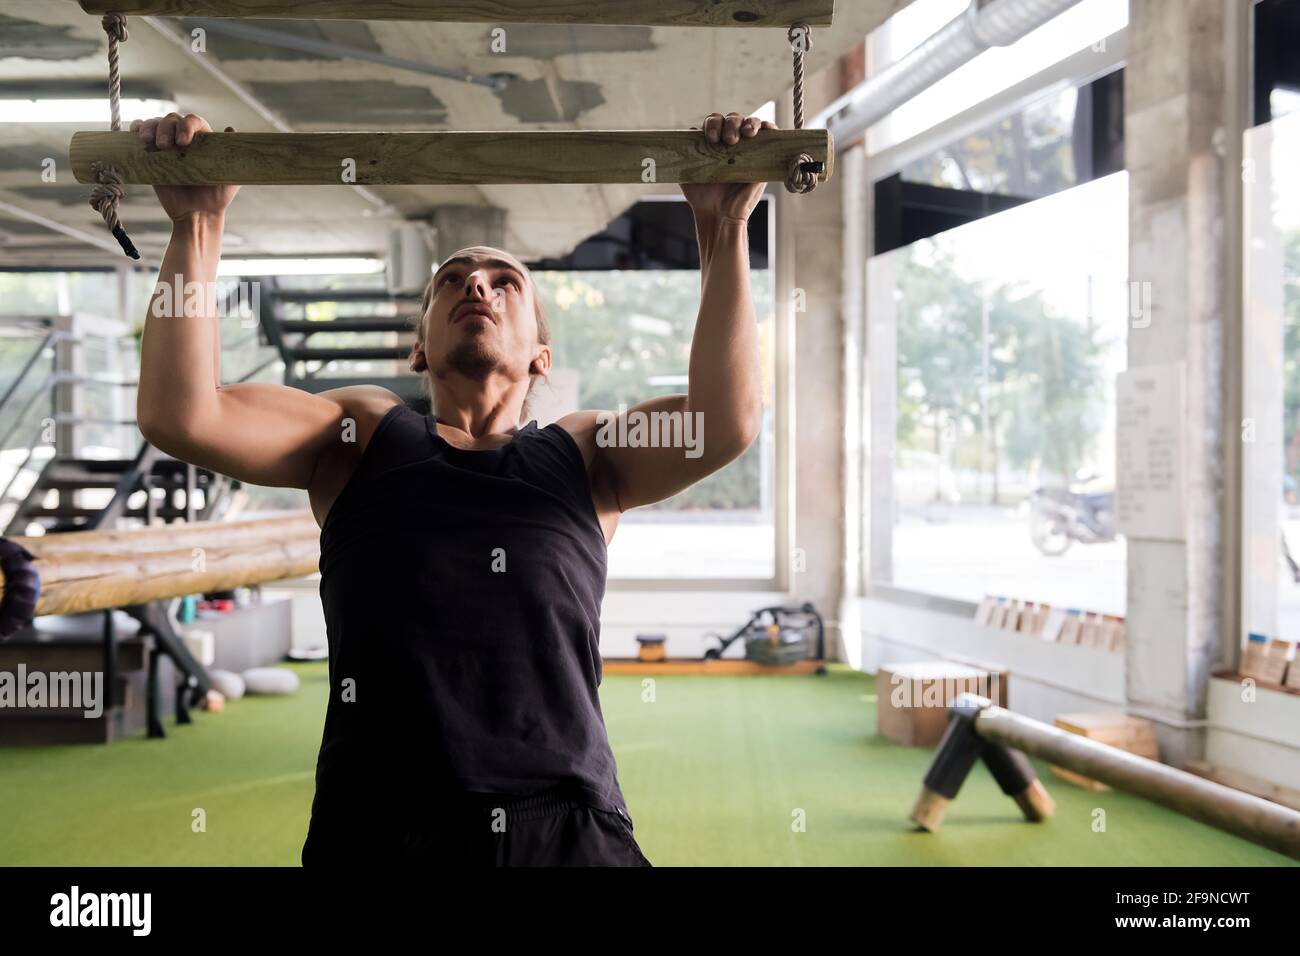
left=411, top=247, right=551, bottom=410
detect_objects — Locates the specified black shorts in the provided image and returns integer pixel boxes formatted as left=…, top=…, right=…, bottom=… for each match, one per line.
left=301, top=786, right=652, bottom=868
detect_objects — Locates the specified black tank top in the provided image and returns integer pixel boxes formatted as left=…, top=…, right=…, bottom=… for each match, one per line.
left=306, top=403, right=627, bottom=836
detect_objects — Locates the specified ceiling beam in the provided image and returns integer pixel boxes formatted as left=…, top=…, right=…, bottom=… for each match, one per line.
left=78, top=0, right=836, bottom=27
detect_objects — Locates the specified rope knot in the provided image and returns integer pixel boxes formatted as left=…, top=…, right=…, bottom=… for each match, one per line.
left=89, top=161, right=125, bottom=214
left=102, top=12, right=128, bottom=43
left=89, top=161, right=140, bottom=260
left=785, top=153, right=818, bottom=194
left=787, top=22, right=812, bottom=55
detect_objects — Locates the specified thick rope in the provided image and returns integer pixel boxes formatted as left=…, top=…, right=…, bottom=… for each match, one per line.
left=785, top=22, right=818, bottom=195
left=90, top=13, right=139, bottom=260
left=789, top=22, right=809, bottom=130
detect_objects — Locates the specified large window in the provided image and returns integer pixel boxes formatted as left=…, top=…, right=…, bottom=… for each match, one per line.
left=875, top=68, right=1124, bottom=255
left=536, top=264, right=777, bottom=582
left=867, top=172, right=1128, bottom=613
left=1243, top=109, right=1300, bottom=644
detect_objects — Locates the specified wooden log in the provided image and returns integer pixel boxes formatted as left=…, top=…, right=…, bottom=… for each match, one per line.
left=11, top=512, right=318, bottom=557
left=1184, top=759, right=1300, bottom=813
left=968, top=696, right=1300, bottom=861
left=25, top=538, right=320, bottom=617
left=75, top=0, right=836, bottom=27
left=0, top=516, right=321, bottom=626
left=70, top=129, right=833, bottom=187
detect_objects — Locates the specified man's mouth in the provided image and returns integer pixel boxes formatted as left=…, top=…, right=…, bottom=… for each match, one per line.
left=455, top=307, right=496, bottom=325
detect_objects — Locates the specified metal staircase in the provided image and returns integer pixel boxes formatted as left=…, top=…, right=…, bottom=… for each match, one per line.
left=255, top=282, right=428, bottom=409
left=0, top=281, right=427, bottom=745
left=0, top=318, right=240, bottom=535
left=0, top=314, right=236, bottom=744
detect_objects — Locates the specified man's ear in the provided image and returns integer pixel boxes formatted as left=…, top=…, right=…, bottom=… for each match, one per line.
left=530, top=345, right=552, bottom=378
left=409, top=311, right=430, bottom=373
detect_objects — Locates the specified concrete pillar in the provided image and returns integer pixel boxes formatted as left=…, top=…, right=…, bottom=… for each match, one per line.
left=1123, top=0, right=1249, bottom=764
left=778, top=65, right=847, bottom=659
left=838, top=141, right=869, bottom=669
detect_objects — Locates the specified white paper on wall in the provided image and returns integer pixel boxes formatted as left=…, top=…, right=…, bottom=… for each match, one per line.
left=1115, top=361, right=1185, bottom=541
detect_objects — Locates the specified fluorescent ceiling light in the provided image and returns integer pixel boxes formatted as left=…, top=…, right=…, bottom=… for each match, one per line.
left=216, top=257, right=385, bottom=277
left=0, top=98, right=178, bottom=124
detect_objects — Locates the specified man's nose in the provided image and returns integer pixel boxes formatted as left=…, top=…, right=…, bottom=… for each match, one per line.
left=463, top=271, right=490, bottom=295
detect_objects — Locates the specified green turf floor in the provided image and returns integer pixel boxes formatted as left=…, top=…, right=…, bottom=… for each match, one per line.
left=0, top=662, right=1293, bottom=866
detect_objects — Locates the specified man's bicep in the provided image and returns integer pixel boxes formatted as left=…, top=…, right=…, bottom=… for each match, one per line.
left=593, top=394, right=735, bottom=512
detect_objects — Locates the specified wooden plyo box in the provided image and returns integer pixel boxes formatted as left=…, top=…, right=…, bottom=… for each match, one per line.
left=877, top=661, right=1008, bottom=747
left=1050, top=712, right=1159, bottom=790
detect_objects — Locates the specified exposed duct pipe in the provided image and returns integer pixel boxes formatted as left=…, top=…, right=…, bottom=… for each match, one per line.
left=808, top=0, right=1085, bottom=145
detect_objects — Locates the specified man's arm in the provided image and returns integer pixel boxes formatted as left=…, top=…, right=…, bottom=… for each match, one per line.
left=591, top=216, right=762, bottom=511
left=132, top=112, right=374, bottom=491
left=570, top=111, right=769, bottom=512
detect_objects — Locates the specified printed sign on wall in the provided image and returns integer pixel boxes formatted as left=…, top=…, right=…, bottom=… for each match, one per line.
left=1116, top=362, right=1185, bottom=541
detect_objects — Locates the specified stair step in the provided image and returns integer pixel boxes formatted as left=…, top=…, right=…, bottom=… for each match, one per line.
left=39, top=475, right=127, bottom=490
left=37, top=458, right=222, bottom=490
left=0, top=671, right=133, bottom=716
left=289, top=346, right=411, bottom=362
left=273, top=290, right=420, bottom=304
left=23, top=503, right=214, bottom=519
left=0, top=709, right=125, bottom=745
left=0, top=636, right=149, bottom=674
left=0, top=643, right=178, bottom=746
left=279, top=320, right=414, bottom=334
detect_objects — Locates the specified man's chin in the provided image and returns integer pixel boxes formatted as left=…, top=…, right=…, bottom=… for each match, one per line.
left=438, top=343, right=503, bottom=381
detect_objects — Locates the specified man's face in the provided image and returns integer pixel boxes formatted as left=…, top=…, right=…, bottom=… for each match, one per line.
left=417, top=246, right=544, bottom=384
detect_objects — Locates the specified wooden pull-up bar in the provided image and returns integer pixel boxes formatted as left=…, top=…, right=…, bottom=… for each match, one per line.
left=76, top=0, right=836, bottom=27
left=70, top=129, right=833, bottom=187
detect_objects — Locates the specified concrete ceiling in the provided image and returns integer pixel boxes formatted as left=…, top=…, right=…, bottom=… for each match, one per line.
left=0, top=0, right=908, bottom=269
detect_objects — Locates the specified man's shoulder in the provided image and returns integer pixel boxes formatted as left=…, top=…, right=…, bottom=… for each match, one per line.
left=552, top=410, right=622, bottom=530
left=551, top=409, right=616, bottom=468
left=315, top=384, right=407, bottom=428
left=311, top=385, right=409, bottom=469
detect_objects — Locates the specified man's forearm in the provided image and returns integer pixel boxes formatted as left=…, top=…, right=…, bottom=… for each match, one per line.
left=687, top=215, right=763, bottom=455
left=138, top=213, right=226, bottom=437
